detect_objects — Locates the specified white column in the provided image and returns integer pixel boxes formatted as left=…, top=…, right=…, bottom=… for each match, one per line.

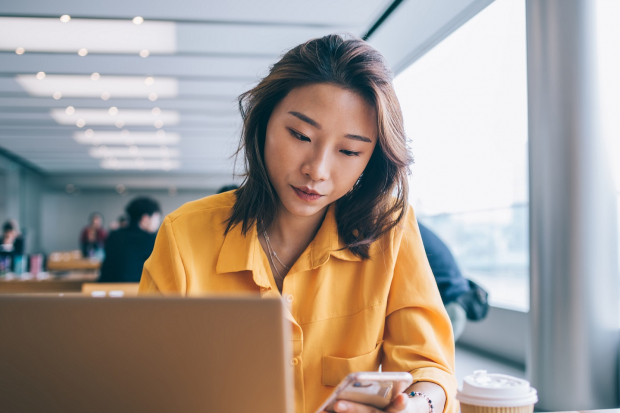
left=526, top=0, right=619, bottom=410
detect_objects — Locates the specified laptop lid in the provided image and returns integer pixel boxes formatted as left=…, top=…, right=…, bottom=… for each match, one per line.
left=0, top=295, right=293, bottom=413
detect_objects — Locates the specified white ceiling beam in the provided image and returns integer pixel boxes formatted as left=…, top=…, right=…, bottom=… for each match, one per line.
left=368, top=0, right=494, bottom=75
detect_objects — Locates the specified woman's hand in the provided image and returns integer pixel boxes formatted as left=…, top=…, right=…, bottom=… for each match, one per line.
left=323, top=381, right=445, bottom=413
left=323, top=392, right=427, bottom=413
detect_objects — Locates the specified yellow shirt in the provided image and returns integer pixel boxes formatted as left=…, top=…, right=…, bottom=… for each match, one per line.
left=139, top=191, right=457, bottom=413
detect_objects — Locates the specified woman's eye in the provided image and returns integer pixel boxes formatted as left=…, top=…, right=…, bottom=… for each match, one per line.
left=341, top=149, right=361, bottom=157
left=289, top=129, right=310, bottom=142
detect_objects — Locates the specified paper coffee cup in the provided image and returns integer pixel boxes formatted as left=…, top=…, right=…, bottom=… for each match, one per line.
left=457, top=370, right=537, bottom=413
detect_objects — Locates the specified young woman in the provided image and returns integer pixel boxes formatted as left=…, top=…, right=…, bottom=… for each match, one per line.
left=140, top=34, right=457, bottom=413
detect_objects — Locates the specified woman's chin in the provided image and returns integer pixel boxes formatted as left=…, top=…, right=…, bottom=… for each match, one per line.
left=280, top=197, right=329, bottom=219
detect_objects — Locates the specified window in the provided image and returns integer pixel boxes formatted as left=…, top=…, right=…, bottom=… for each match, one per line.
left=394, top=0, right=529, bottom=311
left=597, top=0, right=620, bottom=291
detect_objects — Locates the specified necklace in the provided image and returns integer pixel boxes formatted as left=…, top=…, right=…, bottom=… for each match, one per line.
left=261, top=226, right=290, bottom=281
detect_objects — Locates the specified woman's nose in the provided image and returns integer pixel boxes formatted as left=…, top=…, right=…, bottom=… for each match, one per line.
left=301, top=149, right=330, bottom=182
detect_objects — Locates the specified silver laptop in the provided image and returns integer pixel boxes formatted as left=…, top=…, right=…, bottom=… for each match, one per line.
left=0, top=295, right=293, bottom=413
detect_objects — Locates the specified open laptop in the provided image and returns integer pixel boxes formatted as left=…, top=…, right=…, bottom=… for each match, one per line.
left=0, top=295, right=293, bottom=413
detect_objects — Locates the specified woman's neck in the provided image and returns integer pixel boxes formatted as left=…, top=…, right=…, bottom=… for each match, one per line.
left=264, top=203, right=329, bottom=267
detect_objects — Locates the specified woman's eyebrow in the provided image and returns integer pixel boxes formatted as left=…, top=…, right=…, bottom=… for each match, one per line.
left=288, top=111, right=321, bottom=129
left=345, top=134, right=372, bottom=143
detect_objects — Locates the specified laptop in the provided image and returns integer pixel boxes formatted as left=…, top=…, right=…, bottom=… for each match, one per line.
left=0, top=295, right=293, bottom=413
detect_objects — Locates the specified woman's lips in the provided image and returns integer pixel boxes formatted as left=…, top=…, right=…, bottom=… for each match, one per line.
left=291, top=186, right=323, bottom=201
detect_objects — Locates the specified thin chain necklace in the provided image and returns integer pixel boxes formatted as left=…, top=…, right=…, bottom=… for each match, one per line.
left=261, top=225, right=290, bottom=281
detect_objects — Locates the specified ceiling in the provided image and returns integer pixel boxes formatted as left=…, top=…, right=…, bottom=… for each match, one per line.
left=0, top=0, right=494, bottom=190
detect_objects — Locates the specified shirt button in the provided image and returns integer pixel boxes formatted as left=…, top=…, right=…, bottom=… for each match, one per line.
left=290, top=358, right=299, bottom=366
left=286, top=294, right=294, bottom=303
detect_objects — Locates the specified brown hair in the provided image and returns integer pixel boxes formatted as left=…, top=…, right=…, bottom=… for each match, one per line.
left=226, top=34, right=412, bottom=259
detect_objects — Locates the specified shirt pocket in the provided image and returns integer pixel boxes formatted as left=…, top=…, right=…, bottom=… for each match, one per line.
left=322, top=341, right=383, bottom=387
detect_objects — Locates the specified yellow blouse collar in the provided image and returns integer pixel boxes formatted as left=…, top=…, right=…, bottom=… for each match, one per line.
left=215, top=204, right=361, bottom=283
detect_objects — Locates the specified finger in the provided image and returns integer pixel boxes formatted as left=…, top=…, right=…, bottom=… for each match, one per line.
left=385, top=394, right=409, bottom=412
left=333, top=400, right=382, bottom=413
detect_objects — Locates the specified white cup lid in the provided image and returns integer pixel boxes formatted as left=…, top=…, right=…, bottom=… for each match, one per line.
left=457, top=370, right=538, bottom=407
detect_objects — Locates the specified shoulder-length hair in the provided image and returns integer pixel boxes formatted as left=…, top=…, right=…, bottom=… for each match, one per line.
left=226, top=34, right=412, bottom=259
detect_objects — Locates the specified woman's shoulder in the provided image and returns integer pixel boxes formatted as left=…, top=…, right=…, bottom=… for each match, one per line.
left=166, top=191, right=236, bottom=225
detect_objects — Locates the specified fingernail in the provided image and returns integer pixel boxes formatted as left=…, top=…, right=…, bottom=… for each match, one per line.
left=335, top=401, right=349, bottom=411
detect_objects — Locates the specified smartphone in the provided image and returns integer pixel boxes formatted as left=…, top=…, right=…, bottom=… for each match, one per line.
left=315, top=371, right=414, bottom=413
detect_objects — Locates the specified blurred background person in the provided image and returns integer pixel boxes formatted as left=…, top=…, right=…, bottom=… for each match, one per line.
left=418, top=222, right=488, bottom=340
left=1, top=219, right=24, bottom=255
left=216, top=184, right=239, bottom=194
left=80, top=212, right=107, bottom=259
left=99, top=197, right=161, bottom=283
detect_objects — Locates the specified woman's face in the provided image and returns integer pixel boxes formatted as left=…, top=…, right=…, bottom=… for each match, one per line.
left=264, top=83, right=378, bottom=219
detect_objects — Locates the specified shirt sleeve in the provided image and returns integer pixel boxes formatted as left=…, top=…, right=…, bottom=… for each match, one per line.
left=382, top=205, right=458, bottom=413
left=138, top=216, right=187, bottom=295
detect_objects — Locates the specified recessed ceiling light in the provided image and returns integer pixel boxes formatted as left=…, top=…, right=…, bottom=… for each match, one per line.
left=128, top=145, right=139, bottom=155
left=148, top=92, right=158, bottom=101
left=53, top=91, right=62, bottom=99
left=16, top=74, right=178, bottom=98
left=108, top=107, right=118, bottom=115
left=36, top=71, right=46, bottom=80
left=76, top=119, right=86, bottom=128
left=144, top=76, right=154, bottom=85
left=91, top=72, right=100, bottom=81
left=154, top=119, right=164, bottom=128
left=101, top=158, right=180, bottom=170
left=115, top=119, right=125, bottom=128
left=132, top=16, right=144, bottom=25
left=65, top=106, right=75, bottom=115
left=0, top=17, right=176, bottom=54
left=15, top=47, right=25, bottom=55
left=139, top=49, right=150, bottom=58
left=78, top=48, right=88, bottom=56
left=151, top=107, right=161, bottom=116
left=60, top=15, right=71, bottom=23
left=74, top=130, right=180, bottom=145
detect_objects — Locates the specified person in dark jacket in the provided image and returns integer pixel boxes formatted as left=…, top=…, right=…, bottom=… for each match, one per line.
left=418, top=222, right=471, bottom=340
left=1, top=219, right=24, bottom=255
left=99, top=197, right=161, bottom=283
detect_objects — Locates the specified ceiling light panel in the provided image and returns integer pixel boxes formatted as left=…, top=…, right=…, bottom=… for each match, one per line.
left=100, top=159, right=180, bottom=170
left=0, top=17, right=176, bottom=54
left=16, top=75, right=178, bottom=98
left=73, top=130, right=180, bottom=145
left=51, top=108, right=179, bottom=126
left=89, top=146, right=180, bottom=158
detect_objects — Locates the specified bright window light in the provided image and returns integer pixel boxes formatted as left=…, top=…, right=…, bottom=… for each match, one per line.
left=89, top=146, right=180, bottom=158
left=101, top=159, right=180, bottom=170
left=16, top=74, right=178, bottom=98
left=0, top=17, right=176, bottom=54
left=597, top=0, right=620, bottom=193
left=73, top=130, right=180, bottom=145
left=51, top=108, right=179, bottom=126
left=394, top=0, right=529, bottom=311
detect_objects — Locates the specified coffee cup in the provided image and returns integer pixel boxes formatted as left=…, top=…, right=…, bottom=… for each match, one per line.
left=457, top=370, right=537, bottom=413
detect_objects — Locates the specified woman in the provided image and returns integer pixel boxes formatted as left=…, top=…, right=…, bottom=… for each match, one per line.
left=140, top=34, right=457, bottom=413
left=79, top=212, right=107, bottom=258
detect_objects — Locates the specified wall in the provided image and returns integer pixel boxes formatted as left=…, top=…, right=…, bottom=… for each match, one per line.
left=458, top=306, right=528, bottom=366
left=39, top=189, right=214, bottom=253
left=0, top=152, right=44, bottom=253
